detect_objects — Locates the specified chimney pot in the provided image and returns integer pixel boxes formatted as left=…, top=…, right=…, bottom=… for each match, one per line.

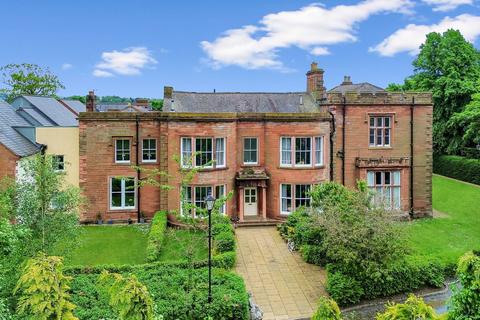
left=86, top=90, right=95, bottom=112
left=306, top=62, right=325, bottom=100
left=342, top=76, right=353, bottom=85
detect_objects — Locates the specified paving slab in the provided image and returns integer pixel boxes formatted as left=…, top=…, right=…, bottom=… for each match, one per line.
left=235, top=226, right=327, bottom=320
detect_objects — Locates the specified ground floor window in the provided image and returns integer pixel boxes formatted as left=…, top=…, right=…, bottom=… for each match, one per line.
left=367, top=171, right=401, bottom=210
left=280, top=183, right=311, bottom=214
left=110, top=177, right=135, bottom=210
left=52, top=155, right=65, bottom=172
left=181, top=184, right=227, bottom=216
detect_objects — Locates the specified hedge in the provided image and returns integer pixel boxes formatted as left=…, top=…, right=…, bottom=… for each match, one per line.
left=433, top=155, right=480, bottom=185
left=70, top=266, right=249, bottom=320
left=146, top=211, right=168, bottom=262
left=326, top=259, right=445, bottom=306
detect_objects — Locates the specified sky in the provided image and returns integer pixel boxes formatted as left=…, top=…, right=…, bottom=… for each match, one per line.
left=1, top=0, right=479, bottom=98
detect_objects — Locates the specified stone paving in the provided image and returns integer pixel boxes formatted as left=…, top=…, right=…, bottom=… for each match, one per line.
left=235, top=226, right=327, bottom=320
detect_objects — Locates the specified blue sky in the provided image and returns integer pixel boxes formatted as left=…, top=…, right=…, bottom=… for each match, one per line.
left=1, top=0, right=479, bottom=98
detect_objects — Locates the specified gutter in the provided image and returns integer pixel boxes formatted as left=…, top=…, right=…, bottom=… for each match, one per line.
left=327, top=109, right=335, bottom=182
left=136, top=115, right=141, bottom=223
left=409, top=97, right=415, bottom=217
left=342, top=96, right=346, bottom=185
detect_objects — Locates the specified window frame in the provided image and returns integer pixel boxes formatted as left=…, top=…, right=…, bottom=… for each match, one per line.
left=215, top=137, right=226, bottom=168
left=110, top=177, right=136, bottom=210
left=280, top=136, right=324, bottom=168
left=243, top=137, right=258, bottom=165
left=367, top=170, right=401, bottom=210
left=141, top=138, right=157, bottom=163
left=295, top=137, right=312, bottom=167
left=279, top=183, right=312, bottom=215
left=181, top=137, right=227, bottom=169
left=115, top=138, right=131, bottom=164
left=369, top=116, right=392, bottom=147
left=315, top=136, right=324, bottom=166
left=215, top=184, right=227, bottom=215
left=181, top=137, right=193, bottom=168
left=52, top=155, right=65, bottom=172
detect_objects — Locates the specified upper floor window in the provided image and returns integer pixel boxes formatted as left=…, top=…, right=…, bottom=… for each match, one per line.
left=369, top=116, right=391, bottom=147
left=243, top=137, right=258, bottom=165
left=367, top=171, right=400, bottom=210
left=181, top=137, right=225, bottom=168
left=115, top=139, right=130, bottom=163
left=52, top=155, right=65, bottom=172
left=142, top=139, right=157, bottom=163
left=110, top=177, right=135, bottom=210
left=280, top=136, right=324, bottom=167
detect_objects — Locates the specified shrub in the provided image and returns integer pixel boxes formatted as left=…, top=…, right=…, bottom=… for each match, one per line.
left=146, top=211, right=168, bottom=262
left=433, top=155, right=480, bottom=185
left=212, top=222, right=233, bottom=237
left=326, top=259, right=444, bottom=306
left=311, top=297, right=342, bottom=320
left=214, top=231, right=235, bottom=254
left=70, top=266, right=249, bottom=320
left=448, top=251, right=480, bottom=319
left=376, top=294, right=442, bottom=320
left=300, top=244, right=327, bottom=266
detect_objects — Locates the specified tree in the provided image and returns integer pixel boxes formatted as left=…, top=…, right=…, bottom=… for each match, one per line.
left=376, top=294, right=443, bottom=320
left=14, top=154, right=82, bottom=255
left=387, top=29, right=480, bottom=154
left=0, top=63, right=65, bottom=102
left=448, top=92, right=480, bottom=152
left=64, top=95, right=86, bottom=104
left=14, top=253, right=78, bottom=320
left=448, top=251, right=480, bottom=319
left=151, top=99, right=163, bottom=111
left=98, top=271, right=155, bottom=320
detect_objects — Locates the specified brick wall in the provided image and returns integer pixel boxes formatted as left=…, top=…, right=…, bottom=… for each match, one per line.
left=0, top=143, right=19, bottom=179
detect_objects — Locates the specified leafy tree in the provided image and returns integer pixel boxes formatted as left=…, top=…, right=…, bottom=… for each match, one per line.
left=64, top=95, right=86, bottom=104
left=98, top=271, right=155, bottom=320
left=14, top=253, right=78, bottom=320
left=376, top=294, right=443, bottom=320
left=448, top=251, right=480, bottom=319
left=0, top=63, right=65, bottom=102
left=312, top=297, right=343, bottom=320
left=387, top=29, right=480, bottom=154
left=14, top=154, right=82, bottom=255
left=448, top=92, right=480, bottom=151
left=151, top=99, right=163, bottom=111
left=99, top=95, right=133, bottom=103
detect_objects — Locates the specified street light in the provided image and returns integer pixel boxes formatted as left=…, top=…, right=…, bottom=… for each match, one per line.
left=204, top=193, right=216, bottom=304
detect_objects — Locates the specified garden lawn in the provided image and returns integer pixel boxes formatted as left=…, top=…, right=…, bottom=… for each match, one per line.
left=406, top=175, right=480, bottom=266
left=63, top=225, right=148, bottom=266
left=157, top=228, right=208, bottom=262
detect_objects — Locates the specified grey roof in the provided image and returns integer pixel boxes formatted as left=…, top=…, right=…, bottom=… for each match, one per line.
left=21, top=96, right=78, bottom=126
left=61, top=99, right=86, bottom=114
left=328, top=82, right=385, bottom=94
left=20, top=108, right=53, bottom=126
left=164, top=92, right=318, bottom=113
left=96, top=103, right=152, bottom=112
left=0, top=101, right=40, bottom=156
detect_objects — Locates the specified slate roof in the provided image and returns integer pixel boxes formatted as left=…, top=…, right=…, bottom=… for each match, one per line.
left=21, top=96, right=79, bottom=126
left=61, top=99, right=86, bottom=114
left=95, top=103, right=152, bottom=112
left=20, top=108, right=53, bottom=126
left=328, top=82, right=385, bottom=94
left=0, top=101, right=40, bottom=156
left=164, top=92, right=318, bottom=113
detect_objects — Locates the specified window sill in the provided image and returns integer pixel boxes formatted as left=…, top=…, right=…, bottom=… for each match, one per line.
left=141, top=160, right=158, bottom=165
left=108, top=207, right=137, bottom=212
left=278, top=165, right=323, bottom=170
left=115, top=161, right=132, bottom=165
left=242, top=163, right=259, bottom=166
left=368, top=146, right=393, bottom=150
left=183, top=166, right=229, bottom=172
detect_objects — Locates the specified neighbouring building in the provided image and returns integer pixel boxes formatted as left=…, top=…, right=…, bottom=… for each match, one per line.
left=0, top=96, right=85, bottom=186
left=79, top=63, right=433, bottom=223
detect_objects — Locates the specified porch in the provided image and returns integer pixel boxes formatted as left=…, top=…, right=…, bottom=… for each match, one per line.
left=236, top=168, right=270, bottom=223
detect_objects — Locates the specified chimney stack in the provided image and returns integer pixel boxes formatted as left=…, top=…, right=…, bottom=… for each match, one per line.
left=306, top=62, right=326, bottom=101
left=86, top=90, right=95, bottom=112
left=342, top=76, right=352, bottom=85
left=164, top=86, right=173, bottom=99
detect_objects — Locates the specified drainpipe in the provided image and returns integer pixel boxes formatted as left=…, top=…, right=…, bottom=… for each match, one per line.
left=409, top=97, right=415, bottom=218
left=136, top=115, right=141, bottom=223
left=342, top=96, right=346, bottom=186
left=327, top=109, right=335, bottom=182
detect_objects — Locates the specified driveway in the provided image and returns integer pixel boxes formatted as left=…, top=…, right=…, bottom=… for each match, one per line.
left=235, top=226, right=327, bottom=320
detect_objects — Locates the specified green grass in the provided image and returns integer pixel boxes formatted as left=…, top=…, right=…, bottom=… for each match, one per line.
left=63, top=225, right=149, bottom=266
left=157, top=228, right=208, bottom=262
left=406, top=175, right=480, bottom=266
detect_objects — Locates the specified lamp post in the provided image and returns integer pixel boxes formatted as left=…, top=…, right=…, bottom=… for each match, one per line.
left=204, top=193, right=216, bottom=304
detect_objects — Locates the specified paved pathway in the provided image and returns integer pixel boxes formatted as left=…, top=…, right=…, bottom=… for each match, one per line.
left=235, top=226, right=327, bottom=320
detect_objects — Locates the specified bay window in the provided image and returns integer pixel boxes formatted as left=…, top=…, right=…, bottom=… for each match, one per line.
left=181, top=137, right=226, bottom=168
left=280, top=136, right=324, bottom=167
left=367, top=171, right=401, bottom=210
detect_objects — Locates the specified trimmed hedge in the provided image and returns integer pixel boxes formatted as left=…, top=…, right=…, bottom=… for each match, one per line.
left=433, top=155, right=480, bottom=185
left=146, top=211, right=168, bottom=262
left=70, top=266, right=249, bottom=320
left=326, top=259, right=445, bottom=306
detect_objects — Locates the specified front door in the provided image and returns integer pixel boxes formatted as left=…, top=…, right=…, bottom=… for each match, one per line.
left=244, top=187, right=258, bottom=216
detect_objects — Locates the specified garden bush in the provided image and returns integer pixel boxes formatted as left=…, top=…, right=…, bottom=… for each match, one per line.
left=376, top=294, right=443, bottom=320
left=433, top=155, right=480, bottom=185
left=146, top=211, right=168, bottom=262
left=311, top=297, right=342, bottom=320
left=214, top=231, right=235, bottom=254
left=70, top=266, right=249, bottom=320
left=300, top=244, right=327, bottom=266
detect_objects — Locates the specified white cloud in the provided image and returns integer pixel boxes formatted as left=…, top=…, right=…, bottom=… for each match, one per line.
left=92, top=69, right=114, bottom=77
left=422, top=0, right=473, bottom=12
left=61, top=63, right=73, bottom=70
left=201, top=0, right=413, bottom=70
left=370, top=14, right=480, bottom=56
left=93, top=47, right=157, bottom=77
left=310, top=47, right=331, bottom=56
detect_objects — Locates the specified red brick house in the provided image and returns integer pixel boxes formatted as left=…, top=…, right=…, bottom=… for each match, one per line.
left=79, top=63, right=432, bottom=223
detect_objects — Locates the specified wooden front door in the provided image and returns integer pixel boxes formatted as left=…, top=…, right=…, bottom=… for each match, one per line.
left=244, top=187, right=258, bottom=216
